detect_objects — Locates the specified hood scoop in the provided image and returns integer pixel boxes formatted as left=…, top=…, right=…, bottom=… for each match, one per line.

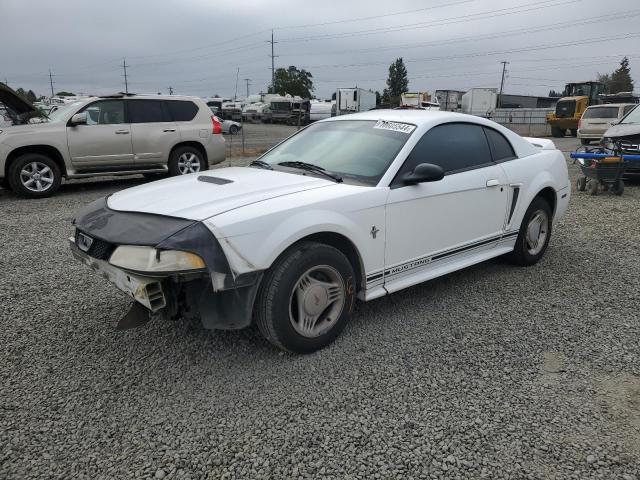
left=198, top=175, right=233, bottom=185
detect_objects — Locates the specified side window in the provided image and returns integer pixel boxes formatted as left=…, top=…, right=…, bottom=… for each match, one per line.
left=394, top=123, right=492, bottom=184
left=81, top=100, right=125, bottom=125
left=484, top=127, right=516, bottom=162
left=128, top=100, right=170, bottom=123
left=166, top=100, right=199, bottom=121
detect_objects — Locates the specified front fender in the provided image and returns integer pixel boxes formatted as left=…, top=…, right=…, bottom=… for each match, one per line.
left=208, top=209, right=372, bottom=277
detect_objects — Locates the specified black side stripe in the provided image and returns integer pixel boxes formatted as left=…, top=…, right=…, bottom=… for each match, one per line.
left=367, top=230, right=520, bottom=283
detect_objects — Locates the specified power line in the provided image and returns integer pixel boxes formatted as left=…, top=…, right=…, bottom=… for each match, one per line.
left=278, top=0, right=580, bottom=42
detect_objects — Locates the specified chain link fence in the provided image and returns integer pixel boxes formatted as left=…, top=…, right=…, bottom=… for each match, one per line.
left=485, top=108, right=554, bottom=137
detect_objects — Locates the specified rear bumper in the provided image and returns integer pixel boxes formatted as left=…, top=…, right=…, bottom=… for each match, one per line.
left=577, top=132, right=603, bottom=140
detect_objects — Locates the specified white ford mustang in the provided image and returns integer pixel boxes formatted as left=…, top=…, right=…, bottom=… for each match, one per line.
left=70, top=110, right=570, bottom=353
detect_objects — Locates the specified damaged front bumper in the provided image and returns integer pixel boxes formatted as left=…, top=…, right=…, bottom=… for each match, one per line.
left=69, top=196, right=263, bottom=330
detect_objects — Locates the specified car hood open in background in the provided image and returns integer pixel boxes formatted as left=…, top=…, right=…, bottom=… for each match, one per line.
left=602, top=123, right=640, bottom=138
left=107, top=167, right=334, bottom=220
left=0, top=83, right=39, bottom=124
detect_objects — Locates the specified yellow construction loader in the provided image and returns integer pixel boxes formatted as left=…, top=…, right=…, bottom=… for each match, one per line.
left=546, top=81, right=607, bottom=138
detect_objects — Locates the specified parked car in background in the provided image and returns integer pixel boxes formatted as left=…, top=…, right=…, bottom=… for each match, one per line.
left=208, top=107, right=241, bottom=134
left=601, top=104, right=640, bottom=177
left=70, top=110, right=569, bottom=353
left=0, top=92, right=225, bottom=197
left=578, top=103, right=637, bottom=145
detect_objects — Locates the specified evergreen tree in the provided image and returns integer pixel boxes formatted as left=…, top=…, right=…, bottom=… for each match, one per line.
left=609, top=57, right=634, bottom=94
left=385, top=58, right=409, bottom=105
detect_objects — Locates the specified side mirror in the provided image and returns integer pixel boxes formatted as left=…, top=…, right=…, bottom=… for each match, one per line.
left=402, top=163, right=445, bottom=185
left=70, top=112, right=87, bottom=125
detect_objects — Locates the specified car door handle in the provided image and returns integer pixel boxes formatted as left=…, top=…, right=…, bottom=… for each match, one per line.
left=163, top=128, right=176, bottom=132
left=115, top=130, right=130, bottom=134
left=486, top=179, right=500, bottom=187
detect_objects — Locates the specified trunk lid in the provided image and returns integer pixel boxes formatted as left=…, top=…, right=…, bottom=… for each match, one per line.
left=107, top=166, right=333, bottom=220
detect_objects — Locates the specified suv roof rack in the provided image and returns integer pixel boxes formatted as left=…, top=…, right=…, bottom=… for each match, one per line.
left=98, top=92, right=137, bottom=99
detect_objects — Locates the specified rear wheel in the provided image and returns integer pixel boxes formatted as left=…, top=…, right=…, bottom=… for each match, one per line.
left=551, top=126, right=564, bottom=138
left=254, top=241, right=356, bottom=354
left=588, top=179, right=599, bottom=196
left=8, top=153, right=61, bottom=198
left=229, top=125, right=239, bottom=135
left=612, top=179, right=624, bottom=196
left=506, top=197, right=552, bottom=266
left=168, top=146, right=206, bottom=176
left=576, top=177, right=586, bottom=191
left=570, top=129, right=578, bottom=137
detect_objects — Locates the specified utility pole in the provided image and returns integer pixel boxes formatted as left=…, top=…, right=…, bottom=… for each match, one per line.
left=498, top=61, right=509, bottom=108
left=122, top=58, right=129, bottom=94
left=167, top=86, right=173, bottom=95
left=243, top=78, right=251, bottom=98
left=48, top=69, right=55, bottom=97
left=266, top=30, right=278, bottom=91
left=234, top=67, right=240, bottom=100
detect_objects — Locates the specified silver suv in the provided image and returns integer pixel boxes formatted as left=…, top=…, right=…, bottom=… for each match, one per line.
left=0, top=92, right=225, bottom=198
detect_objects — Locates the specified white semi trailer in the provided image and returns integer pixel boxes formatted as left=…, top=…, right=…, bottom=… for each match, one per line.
left=335, top=88, right=376, bottom=116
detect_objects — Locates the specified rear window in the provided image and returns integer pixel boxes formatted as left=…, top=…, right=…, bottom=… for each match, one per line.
left=128, top=100, right=170, bottom=123
left=166, top=100, right=198, bottom=121
left=582, top=107, right=619, bottom=119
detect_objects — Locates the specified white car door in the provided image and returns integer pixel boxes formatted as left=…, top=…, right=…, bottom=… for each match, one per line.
left=383, top=122, right=510, bottom=293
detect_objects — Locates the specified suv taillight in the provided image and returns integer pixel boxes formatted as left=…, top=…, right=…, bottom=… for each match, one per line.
left=211, top=115, right=222, bottom=134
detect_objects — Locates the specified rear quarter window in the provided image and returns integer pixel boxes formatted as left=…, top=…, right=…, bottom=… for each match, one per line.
left=166, top=101, right=199, bottom=121
left=484, top=127, right=516, bottom=162
left=582, top=107, right=619, bottom=119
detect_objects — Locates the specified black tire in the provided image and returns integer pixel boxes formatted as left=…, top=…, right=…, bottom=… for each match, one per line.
left=551, top=126, right=564, bottom=138
left=168, top=145, right=207, bottom=176
left=576, top=177, right=586, bottom=192
left=588, top=180, right=599, bottom=196
left=0, top=177, right=10, bottom=190
left=506, top=197, right=552, bottom=266
left=8, top=153, right=61, bottom=198
left=580, top=139, right=591, bottom=146
left=254, top=241, right=356, bottom=354
left=612, top=179, right=624, bottom=196
left=229, top=125, right=239, bottom=135
left=570, top=129, right=578, bottom=137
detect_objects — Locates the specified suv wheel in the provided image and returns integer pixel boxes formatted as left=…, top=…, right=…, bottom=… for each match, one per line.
left=254, top=241, right=356, bottom=354
left=168, top=146, right=206, bottom=176
left=8, top=153, right=62, bottom=198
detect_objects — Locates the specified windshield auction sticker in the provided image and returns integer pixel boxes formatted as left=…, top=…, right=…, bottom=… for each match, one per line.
left=373, top=119, right=416, bottom=133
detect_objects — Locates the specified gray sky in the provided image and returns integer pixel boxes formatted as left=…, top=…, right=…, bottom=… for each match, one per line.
left=1, top=0, right=638, bottom=99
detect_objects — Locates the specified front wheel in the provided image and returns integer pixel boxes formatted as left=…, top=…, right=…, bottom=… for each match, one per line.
left=551, top=126, right=564, bottom=138
left=506, top=197, right=552, bottom=266
left=612, top=179, right=624, bottom=196
left=168, top=146, right=206, bottom=176
left=8, top=153, right=62, bottom=198
left=254, top=242, right=356, bottom=353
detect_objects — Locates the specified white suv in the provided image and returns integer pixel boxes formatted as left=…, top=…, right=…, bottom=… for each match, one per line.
left=0, top=92, right=225, bottom=198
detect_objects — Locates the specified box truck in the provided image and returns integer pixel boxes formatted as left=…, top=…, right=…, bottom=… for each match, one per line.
left=461, top=88, right=498, bottom=116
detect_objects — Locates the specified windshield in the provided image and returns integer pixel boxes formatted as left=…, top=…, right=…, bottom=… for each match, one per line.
left=47, top=101, right=84, bottom=122
left=258, top=120, right=414, bottom=186
left=620, top=104, right=640, bottom=124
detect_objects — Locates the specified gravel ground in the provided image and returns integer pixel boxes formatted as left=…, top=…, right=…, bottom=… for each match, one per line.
left=1, top=137, right=639, bottom=479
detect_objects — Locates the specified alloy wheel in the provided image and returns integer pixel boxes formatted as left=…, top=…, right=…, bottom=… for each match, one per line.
left=20, top=161, right=55, bottom=192
left=177, top=152, right=201, bottom=174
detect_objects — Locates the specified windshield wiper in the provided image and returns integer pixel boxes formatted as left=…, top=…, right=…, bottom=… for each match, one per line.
left=248, top=159, right=273, bottom=170
left=277, top=161, right=343, bottom=183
